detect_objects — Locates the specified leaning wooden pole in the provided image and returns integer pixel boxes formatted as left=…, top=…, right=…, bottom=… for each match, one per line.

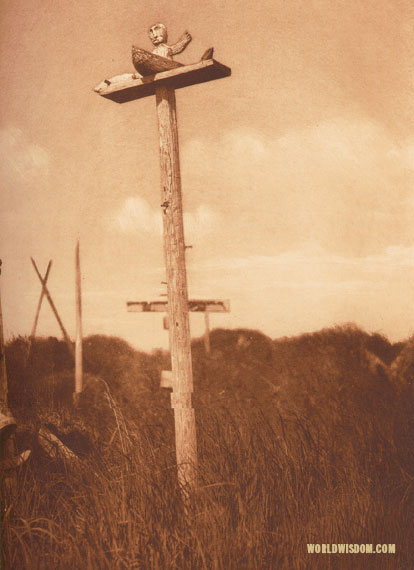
left=0, top=261, right=18, bottom=498
left=74, top=240, right=83, bottom=400
left=156, top=85, right=197, bottom=491
left=0, top=265, right=9, bottom=414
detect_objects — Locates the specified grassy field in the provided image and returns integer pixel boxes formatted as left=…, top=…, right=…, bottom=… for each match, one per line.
left=1, top=326, right=413, bottom=569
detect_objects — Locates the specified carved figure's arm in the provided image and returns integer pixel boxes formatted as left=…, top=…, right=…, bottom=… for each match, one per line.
left=169, top=31, right=192, bottom=56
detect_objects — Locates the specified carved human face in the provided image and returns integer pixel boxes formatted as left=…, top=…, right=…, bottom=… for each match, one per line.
left=149, top=24, right=167, bottom=46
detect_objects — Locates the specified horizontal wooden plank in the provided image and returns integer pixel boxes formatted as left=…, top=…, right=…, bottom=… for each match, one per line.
left=95, top=59, right=231, bottom=103
left=189, top=300, right=230, bottom=313
left=127, top=301, right=167, bottom=312
left=127, top=299, right=230, bottom=313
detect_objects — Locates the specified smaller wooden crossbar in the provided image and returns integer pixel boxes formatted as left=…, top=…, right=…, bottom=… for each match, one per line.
left=127, top=299, right=230, bottom=313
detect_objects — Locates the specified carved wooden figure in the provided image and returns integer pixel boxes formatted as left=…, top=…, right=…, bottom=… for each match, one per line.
left=96, top=25, right=216, bottom=93
left=149, top=23, right=192, bottom=59
left=133, top=24, right=191, bottom=76
left=132, top=24, right=212, bottom=77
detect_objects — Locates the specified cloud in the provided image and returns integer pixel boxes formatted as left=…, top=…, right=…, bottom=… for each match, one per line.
left=0, top=127, right=50, bottom=187
left=183, top=241, right=414, bottom=341
left=0, top=127, right=52, bottom=246
left=113, top=196, right=162, bottom=234
left=188, top=241, right=414, bottom=296
left=388, top=143, right=414, bottom=170
left=181, top=119, right=414, bottom=257
left=111, top=196, right=218, bottom=238
left=364, top=245, right=414, bottom=268
left=183, top=204, right=217, bottom=237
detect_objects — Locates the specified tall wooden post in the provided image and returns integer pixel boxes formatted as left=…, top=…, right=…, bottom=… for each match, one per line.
left=95, top=45, right=231, bottom=496
left=74, top=240, right=83, bottom=399
left=156, top=85, right=197, bottom=489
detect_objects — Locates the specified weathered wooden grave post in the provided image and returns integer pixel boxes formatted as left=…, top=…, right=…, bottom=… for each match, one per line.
left=95, top=25, right=230, bottom=492
left=74, top=240, right=83, bottom=402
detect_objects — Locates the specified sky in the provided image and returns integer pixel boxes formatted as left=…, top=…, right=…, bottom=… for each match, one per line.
left=1, top=0, right=413, bottom=351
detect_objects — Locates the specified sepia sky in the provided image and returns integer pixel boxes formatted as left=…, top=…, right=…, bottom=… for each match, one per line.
left=1, top=0, right=414, bottom=350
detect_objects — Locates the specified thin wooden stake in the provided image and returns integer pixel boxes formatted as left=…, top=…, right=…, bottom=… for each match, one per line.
left=0, top=264, right=9, bottom=413
left=30, top=258, right=74, bottom=358
left=204, top=312, right=211, bottom=354
left=156, top=84, right=197, bottom=492
left=74, top=241, right=83, bottom=400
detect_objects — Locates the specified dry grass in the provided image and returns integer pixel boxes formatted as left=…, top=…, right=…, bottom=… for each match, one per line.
left=2, top=327, right=413, bottom=569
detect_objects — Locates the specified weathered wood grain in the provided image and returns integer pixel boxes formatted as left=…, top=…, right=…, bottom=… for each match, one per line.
left=156, top=84, right=197, bottom=489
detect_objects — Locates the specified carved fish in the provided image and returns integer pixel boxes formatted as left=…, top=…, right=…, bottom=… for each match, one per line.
left=131, top=46, right=216, bottom=76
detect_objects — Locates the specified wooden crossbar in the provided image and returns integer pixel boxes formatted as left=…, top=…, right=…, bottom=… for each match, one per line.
left=96, top=59, right=231, bottom=103
left=127, top=299, right=230, bottom=313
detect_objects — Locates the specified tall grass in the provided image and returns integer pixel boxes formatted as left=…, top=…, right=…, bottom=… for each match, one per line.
left=2, top=327, right=413, bottom=569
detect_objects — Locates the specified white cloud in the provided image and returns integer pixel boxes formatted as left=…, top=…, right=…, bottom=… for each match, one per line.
left=387, top=141, right=414, bottom=170
left=112, top=196, right=217, bottom=238
left=181, top=118, right=414, bottom=256
left=188, top=241, right=414, bottom=295
left=0, top=127, right=50, bottom=186
left=183, top=204, right=217, bottom=236
left=113, top=196, right=162, bottom=234
left=181, top=240, right=414, bottom=341
left=364, top=245, right=414, bottom=268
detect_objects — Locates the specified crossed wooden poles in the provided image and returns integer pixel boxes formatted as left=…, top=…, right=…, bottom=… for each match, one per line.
left=27, top=258, right=74, bottom=360
left=28, top=243, right=83, bottom=400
